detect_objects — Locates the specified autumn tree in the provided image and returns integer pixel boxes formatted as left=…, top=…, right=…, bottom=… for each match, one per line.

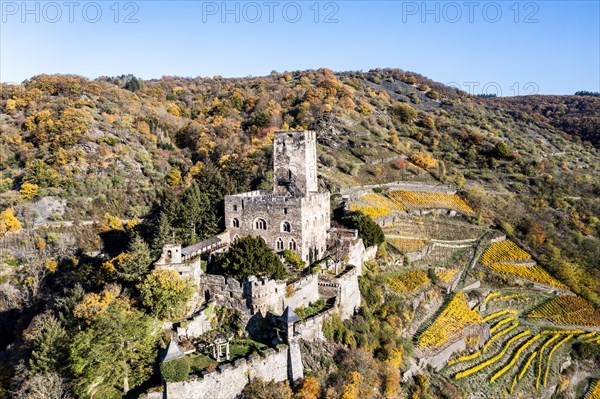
left=295, top=376, right=320, bottom=399
left=70, top=300, right=156, bottom=398
left=138, top=269, right=194, bottom=320
left=0, top=208, right=22, bottom=237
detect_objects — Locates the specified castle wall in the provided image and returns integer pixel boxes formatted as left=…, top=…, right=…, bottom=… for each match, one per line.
left=283, top=274, right=320, bottom=311
left=295, top=307, right=336, bottom=341
left=197, top=275, right=249, bottom=316
left=166, top=345, right=292, bottom=399
left=335, top=266, right=362, bottom=319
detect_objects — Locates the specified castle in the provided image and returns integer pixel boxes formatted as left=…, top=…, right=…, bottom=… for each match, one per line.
left=224, top=130, right=330, bottom=263
left=152, top=131, right=377, bottom=399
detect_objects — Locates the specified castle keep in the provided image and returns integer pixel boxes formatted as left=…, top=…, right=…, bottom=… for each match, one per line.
left=224, top=131, right=330, bottom=263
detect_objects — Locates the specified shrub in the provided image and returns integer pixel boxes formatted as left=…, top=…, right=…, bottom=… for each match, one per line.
left=160, top=357, right=191, bottom=382
left=426, top=91, right=440, bottom=100
left=339, top=162, right=359, bottom=176
left=390, top=103, right=417, bottom=124
left=319, top=153, right=337, bottom=167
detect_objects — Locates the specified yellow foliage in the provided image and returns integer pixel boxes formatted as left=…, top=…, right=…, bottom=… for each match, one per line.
left=528, top=295, right=600, bottom=327
left=341, top=371, right=363, bottom=399
left=455, top=330, right=530, bottom=379
left=419, top=291, right=482, bottom=349
left=490, top=333, right=540, bottom=383
left=387, top=238, right=425, bottom=253
left=481, top=240, right=531, bottom=265
left=45, top=259, right=58, bottom=273
left=435, top=268, right=458, bottom=284
left=483, top=309, right=518, bottom=322
left=387, top=270, right=430, bottom=294
left=410, top=151, right=438, bottom=169
left=166, top=168, right=182, bottom=186
left=488, top=263, right=568, bottom=289
left=20, top=182, right=39, bottom=200
left=101, top=253, right=131, bottom=274
left=388, top=190, right=474, bottom=215
left=0, top=208, right=22, bottom=237
left=6, top=99, right=17, bottom=110
left=73, top=285, right=120, bottom=324
left=101, top=213, right=123, bottom=232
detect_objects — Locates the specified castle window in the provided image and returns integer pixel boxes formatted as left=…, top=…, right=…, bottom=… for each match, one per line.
left=282, top=221, right=291, bottom=232
left=255, top=218, right=267, bottom=230
left=289, top=240, right=297, bottom=251
left=276, top=238, right=284, bottom=250
left=284, top=208, right=288, bottom=215
left=232, top=218, right=240, bottom=228
left=233, top=204, right=238, bottom=211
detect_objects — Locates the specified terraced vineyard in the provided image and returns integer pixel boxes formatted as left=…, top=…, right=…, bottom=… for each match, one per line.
left=349, top=193, right=405, bottom=219
left=528, top=295, right=600, bottom=327
left=386, top=237, right=426, bottom=253
left=387, top=269, right=430, bottom=294
left=481, top=240, right=531, bottom=265
left=488, top=264, right=568, bottom=289
left=417, top=291, right=483, bottom=350
left=387, top=190, right=475, bottom=216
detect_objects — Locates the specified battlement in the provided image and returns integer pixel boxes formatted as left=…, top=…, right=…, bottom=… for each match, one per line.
left=166, top=344, right=295, bottom=399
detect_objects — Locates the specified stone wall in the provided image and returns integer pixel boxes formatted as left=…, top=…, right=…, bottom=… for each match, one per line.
left=166, top=345, right=294, bottom=399
left=296, top=307, right=336, bottom=341
left=273, top=130, right=318, bottom=196
left=284, top=274, right=320, bottom=311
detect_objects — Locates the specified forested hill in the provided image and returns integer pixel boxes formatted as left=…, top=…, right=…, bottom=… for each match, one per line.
left=481, top=94, right=600, bottom=148
left=1, top=68, right=599, bottom=310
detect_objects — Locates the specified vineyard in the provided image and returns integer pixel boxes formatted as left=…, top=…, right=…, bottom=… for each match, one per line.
left=480, top=240, right=531, bottom=265
left=528, top=295, right=600, bottom=327
left=387, top=190, right=475, bottom=215
left=487, top=264, right=568, bottom=289
left=585, top=379, right=600, bottom=399
left=387, top=270, right=430, bottom=294
left=386, top=237, right=426, bottom=253
left=348, top=193, right=405, bottom=219
left=418, top=291, right=483, bottom=350
left=435, top=268, right=458, bottom=284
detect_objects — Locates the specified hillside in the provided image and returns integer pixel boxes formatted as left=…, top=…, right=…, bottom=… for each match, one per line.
left=0, top=69, right=599, bottom=398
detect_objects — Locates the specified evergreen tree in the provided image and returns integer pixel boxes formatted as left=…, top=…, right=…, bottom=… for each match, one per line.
left=181, top=181, right=219, bottom=244
left=152, top=212, right=174, bottom=254
left=70, top=301, right=156, bottom=397
left=124, top=76, right=141, bottom=92
left=343, top=211, right=385, bottom=248
left=118, top=234, right=153, bottom=283
left=24, top=313, right=68, bottom=375
left=215, top=236, right=286, bottom=280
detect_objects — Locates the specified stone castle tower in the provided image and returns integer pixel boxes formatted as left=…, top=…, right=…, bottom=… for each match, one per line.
left=273, top=130, right=318, bottom=196
left=224, top=131, right=330, bottom=263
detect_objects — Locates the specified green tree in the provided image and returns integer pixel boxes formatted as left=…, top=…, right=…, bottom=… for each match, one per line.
left=138, top=269, right=194, bottom=320
left=343, top=211, right=385, bottom=247
left=70, top=301, right=157, bottom=398
left=117, top=235, right=153, bottom=282
left=23, top=313, right=68, bottom=375
left=153, top=212, right=175, bottom=254
left=214, top=236, right=286, bottom=280
left=181, top=181, right=219, bottom=244
left=124, top=76, right=141, bottom=92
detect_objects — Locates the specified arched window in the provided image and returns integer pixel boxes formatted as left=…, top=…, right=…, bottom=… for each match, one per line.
left=232, top=218, right=240, bottom=228
left=289, top=240, right=297, bottom=251
left=255, top=218, right=267, bottom=230
left=282, top=221, right=291, bottom=232
left=276, top=238, right=284, bottom=250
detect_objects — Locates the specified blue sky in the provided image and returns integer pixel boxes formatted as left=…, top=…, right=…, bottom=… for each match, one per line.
left=1, top=1, right=598, bottom=95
